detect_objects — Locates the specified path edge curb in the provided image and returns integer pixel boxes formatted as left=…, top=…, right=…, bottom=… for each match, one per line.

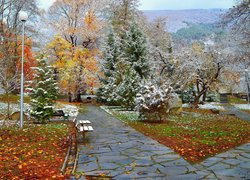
left=99, top=106, right=129, bottom=125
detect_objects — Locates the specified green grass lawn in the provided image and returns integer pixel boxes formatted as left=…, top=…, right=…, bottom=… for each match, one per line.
left=0, top=94, right=31, bottom=103
left=242, top=109, right=250, bottom=115
left=109, top=108, right=250, bottom=163
left=228, top=95, right=248, bottom=104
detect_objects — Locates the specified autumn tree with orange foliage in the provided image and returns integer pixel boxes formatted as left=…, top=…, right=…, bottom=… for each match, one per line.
left=0, top=24, right=36, bottom=118
left=47, top=0, right=104, bottom=102
left=0, top=0, right=39, bottom=88
left=0, top=0, right=39, bottom=118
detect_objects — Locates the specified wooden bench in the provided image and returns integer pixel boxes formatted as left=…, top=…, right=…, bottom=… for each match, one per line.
left=76, top=120, right=94, bottom=134
left=79, top=125, right=94, bottom=132
left=52, top=110, right=69, bottom=120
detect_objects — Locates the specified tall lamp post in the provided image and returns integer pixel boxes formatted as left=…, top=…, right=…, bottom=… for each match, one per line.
left=245, top=69, right=250, bottom=105
left=18, top=11, right=28, bottom=128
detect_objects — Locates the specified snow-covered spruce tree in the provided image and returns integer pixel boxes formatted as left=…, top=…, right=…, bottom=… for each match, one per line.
left=111, top=22, right=149, bottom=109
left=136, top=81, right=178, bottom=121
left=116, top=65, right=140, bottom=109
left=98, top=23, right=150, bottom=109
left=97, top=28, right=123, bottom=104
left=102, top=29, right=121, bottom=78
left=122, top=22, right=149, bottom=79
left=28, top=57, right=58, bottom=124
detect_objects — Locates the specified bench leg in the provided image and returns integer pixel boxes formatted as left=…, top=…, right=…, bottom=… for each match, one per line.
left=82, top=131, right=86, bottom=138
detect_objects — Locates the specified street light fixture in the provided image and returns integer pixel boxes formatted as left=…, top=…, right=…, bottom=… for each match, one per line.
left=18, top=11, right=28, bottom=128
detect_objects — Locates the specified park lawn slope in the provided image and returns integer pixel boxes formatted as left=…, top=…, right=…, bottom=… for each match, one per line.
left=0, top=122, right=72, bottom=179
left=111, top=109, right=250, bottom=163
left=242, top=109, right=250, bottom=115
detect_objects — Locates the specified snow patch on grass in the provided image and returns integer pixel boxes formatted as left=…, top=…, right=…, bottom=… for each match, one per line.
left=199, top=103, right=225, bottom=110
left=57, top=103, right=78, bottom=117
left=0, top=102, right=78, bottom=118
left=183, top=102, right=225, bottom=110
left=233, top=104, right=250, bottom=110
left=0, top=102, right=31, bottom=114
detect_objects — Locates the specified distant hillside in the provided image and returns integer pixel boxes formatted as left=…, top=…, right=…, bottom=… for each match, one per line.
left=173, top=23, right=225, bottom=42
left=142, top=9, right=227, bottom=32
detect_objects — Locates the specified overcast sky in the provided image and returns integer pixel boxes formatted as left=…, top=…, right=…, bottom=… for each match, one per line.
left=38, top=0, right=235, bottom=10
left=38, top=0, right=55, bottom=10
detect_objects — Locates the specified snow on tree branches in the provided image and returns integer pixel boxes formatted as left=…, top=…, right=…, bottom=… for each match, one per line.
left=98, top=23, right=149, bottom=109
left=28, top=56, right=58, bottom=124
left=136, top=81, right=179, bottom=121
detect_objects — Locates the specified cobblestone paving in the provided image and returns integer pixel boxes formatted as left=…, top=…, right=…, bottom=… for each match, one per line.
left=73, top=105, right=250, bottom=179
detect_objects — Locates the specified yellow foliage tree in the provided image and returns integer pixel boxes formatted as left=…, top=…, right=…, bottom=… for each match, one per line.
left=47, top=0, right=105, bottom=101
left=47, top=35, right=100, bottom=102
left=47, top=35, right=72, bottom=68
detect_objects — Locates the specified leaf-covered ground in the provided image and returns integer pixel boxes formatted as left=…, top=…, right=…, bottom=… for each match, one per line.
left=112, top=109, right=250, bottom=163
left=0, top=123, right=72, bottom=179
left=228, top=95, right=248, bottom=104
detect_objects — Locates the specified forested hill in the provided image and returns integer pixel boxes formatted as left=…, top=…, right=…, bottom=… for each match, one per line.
left=142, top=9, right=227, bottom=32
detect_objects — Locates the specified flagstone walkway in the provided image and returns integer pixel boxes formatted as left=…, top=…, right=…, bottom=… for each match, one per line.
left=72, top=105, right=249, bottom=179
left=220, top=104, right=250, bottom=122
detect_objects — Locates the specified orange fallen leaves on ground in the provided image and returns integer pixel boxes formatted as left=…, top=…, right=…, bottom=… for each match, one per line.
left=115, top=109, right=250, bottom=163
left=0, top=122, right=73, bottom=179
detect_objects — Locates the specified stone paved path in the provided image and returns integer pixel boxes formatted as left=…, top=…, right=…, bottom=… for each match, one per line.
left=220, top=104, right=250, bottom=122
left=194, top=143, right=250, bottom=179
left=73, top=105, right=250, bottom=179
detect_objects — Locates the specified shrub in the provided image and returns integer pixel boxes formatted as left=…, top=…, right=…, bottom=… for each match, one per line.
left=136, top=81, right=178, bottom=121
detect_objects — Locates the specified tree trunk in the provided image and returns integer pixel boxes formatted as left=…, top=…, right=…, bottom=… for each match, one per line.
left=193, top=63, right=222, bottom=108
left=68, top=92, right=72, bottom=103
left=75, top=90, right=82, bottom=102
left=193, top=90, right=206, bottom=108
left=6, top=92, right=10, bottom=119
left=202, top=90, right=207, bottom=103
left=193, top=96, right=200, bottom=108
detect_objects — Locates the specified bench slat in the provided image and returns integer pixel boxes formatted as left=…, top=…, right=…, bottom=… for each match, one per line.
left=88, top=126, right=94, bottom=131
left=75, top=122, right=90, bottom=127
left=78, top=120, right=84, bottom=124
left=77, top=124, right=94, bottom=132
left=83, top=126, right=89, bottom=131
left=79, top=120, right=91, bottom=124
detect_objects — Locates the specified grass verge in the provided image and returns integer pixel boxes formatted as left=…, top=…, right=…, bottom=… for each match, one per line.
left=0, top=94, right=30, bottom=103
left=0, top=122, right=73, bottom=179
left=242, top=109, right=250, bottom=115
left=228, top=95, right=248, bottom=104
left=109, top=108, right=250, bottom=164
